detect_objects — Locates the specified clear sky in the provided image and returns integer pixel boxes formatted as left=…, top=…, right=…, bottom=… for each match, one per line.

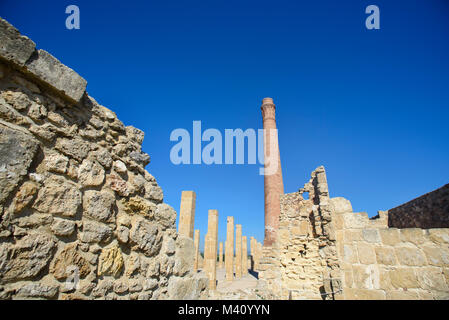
left=1, top=0, right=448, bottom=252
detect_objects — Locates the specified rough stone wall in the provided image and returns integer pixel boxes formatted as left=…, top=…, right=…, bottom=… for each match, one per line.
left=387, top=184, right=449, bottom=229
left=0, top=17, right=207, bottom=300
left=333, top=200, right=449, bottom=300
left=259, top=166, right=342, bottom=300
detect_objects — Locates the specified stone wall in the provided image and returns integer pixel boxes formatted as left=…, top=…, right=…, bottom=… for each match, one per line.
left=0, top=17, right=207, bottom=300
left=387, top=183, right=449, bottom=229
left=259, top=166, right=342, bottom=300
left=259, top=166, right=449, bottom=300
left=333, top=199, right=449, bottom=300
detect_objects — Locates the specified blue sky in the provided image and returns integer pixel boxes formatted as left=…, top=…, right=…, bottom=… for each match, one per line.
left=1, top=0, right=448, bottom=252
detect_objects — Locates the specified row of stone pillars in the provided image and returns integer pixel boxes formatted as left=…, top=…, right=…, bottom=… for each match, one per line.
left=178, top=190, right=263, bottom=290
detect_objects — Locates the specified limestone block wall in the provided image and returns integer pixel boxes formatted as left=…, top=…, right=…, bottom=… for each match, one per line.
left=260, top=165, right=449, bottom=300
left=387, top=183, right=449, bottom=229
left=0, top=17, right=207, bottom=300
left=259, top=166, right=341, bottom=300
left=333, top=199, right=449, bottom=300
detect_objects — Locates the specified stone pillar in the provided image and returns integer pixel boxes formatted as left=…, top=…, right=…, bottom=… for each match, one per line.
left=250, top=236, right=255, bottom=270
left=253, top=240, right=258, bottom=270
left=242, top=236, right=248, bottom=275
left=257, top=242, right=263, bottom=270
left=261, top=98, right=284, bottom=247
left=193, top=229, right=200, bottom=272
left=204, top=210, right=218, bottom=290
left=253, top=240, right=262, bottom=271
left=225, top=216, right=234, bottom=281
left=235, top=224, right=242, bottom=278
left=178, top=191, right=196, bottom=238
left=219, top=242, right=223, bottom=269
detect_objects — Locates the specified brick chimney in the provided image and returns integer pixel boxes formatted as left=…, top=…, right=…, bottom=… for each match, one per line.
left=261, top=97, right=284, bottom=247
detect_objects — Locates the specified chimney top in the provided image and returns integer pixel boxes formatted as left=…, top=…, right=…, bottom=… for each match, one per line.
left=262, top=97, right=274, bottom=105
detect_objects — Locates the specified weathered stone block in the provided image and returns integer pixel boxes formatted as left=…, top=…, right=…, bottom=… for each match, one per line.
left=167, top=273, right=208, bottom=300
left=357, top=242, right=377, bottom=265
left=386, top=290, right=420, bottom=300
left=173, top=235, right=195, bottom=277
left=11, top=180, right=37, bottom=213
left=400, top=228, right=425, bottom=245
left=352, top=265, right=380, bottom=290
left=330, top=197, right=353, bottom=214
left=0, top=233, right=56, bottom=282
left=375, top=246, right=397, bottom=265
left=416, top=266, right=449, bottom=292
left=389, top=268, right=418, bottom=289
left=422, top=245, right=448, bottom=267
left=33, top=175, right=82, bottom=217
left=155, top=203, right=177, bottom=230
left=55, top=137, right=90, bottom=161
left=25, top=49, right=87, bottom=102
left=129, top=218, right=162, bottom=257
left=362, top=229, right=381, bottom=243
left=50, top=243, right=90, bottom=280
left=428, top=229, right=449, bottom=245
left=98, top=245, right=124, bottom=278
left=395, top=246, right=427, bottom=266
left=344, top=230, right=362, bottom=243
left=343, top=212, right=369, bottom=229
left=80, top=220, right=113, bottom=243
left=78, top=159, right=105, bottom=187
left=83, top=190, right=115, bottom=223
left=51, top=218, right=76, bottom=236
left=0, top=18, right=36, bottom=66
left=0, top=124, right=38, bottom=205
left=122, top=196, right=156, bottom=217
left=379, top=228, right=400, bottom=246
left=16, top=283, right=59, bottom=299
left=44, top=153, right=69, bottom=174
left=344, top=288, right=385, bottom=300
left=343, top=245, right=358, bottom=263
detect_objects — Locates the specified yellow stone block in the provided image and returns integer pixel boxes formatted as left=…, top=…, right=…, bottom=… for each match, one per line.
left=379, top=228, right=400, bottom=246
left=357, top=242, right=376, bottom=265
left=395, top=246, right=427, bottom=266
left=389, top=268, right=419, bottom=289
left=386, top=290, right=420, bottom=300
left=400, top=228, right=425, bottom=245
left=375, top=246, right=397, bottom=265
left=344, top=288, right=386, bottom=300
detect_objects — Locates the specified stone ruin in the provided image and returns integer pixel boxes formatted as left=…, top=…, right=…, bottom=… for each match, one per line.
left=177, top=190, right=263, bottom=297
left=0, top=17, right=208, bottom=300
left=1, top=16, right=448, bottom=300
left=258, top=166, right=449, bottom=300
left=255, top=96, right=449, bottom=300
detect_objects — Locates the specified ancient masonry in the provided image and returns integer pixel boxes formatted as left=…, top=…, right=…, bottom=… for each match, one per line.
left=1, top=16, right=447, bottom=300
left=225, top=216, right=235, bottom=281
left=258, top=166, right=449, bottom=299
left=193, top=229, right=200, bottom=272
left=178, top=191, right=196, bottom=238
left=218, top=242, right=224, bottom=269
left=203, top=210, right=218, bottom=290
left=177, top=200, right=257, bottom=294
left=242, top=236, right=248, bottom=276
left=235, top=224, right=242, bottom=278
left=257, top=98, right=449, bottom=300
left=0, top=17, right=209, bottom=300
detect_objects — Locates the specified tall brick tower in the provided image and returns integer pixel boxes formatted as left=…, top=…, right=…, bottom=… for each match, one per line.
left=261, top=97, right=284, bottom=247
